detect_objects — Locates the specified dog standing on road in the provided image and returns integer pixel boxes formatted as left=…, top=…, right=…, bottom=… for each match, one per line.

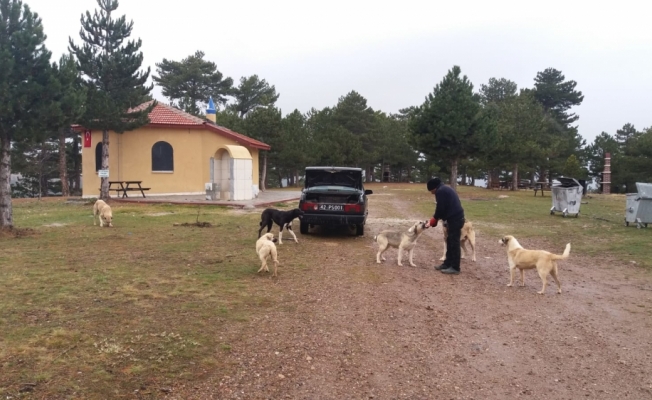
left=499, top=235, right=571, bottom=294
left=256, top=233, right=280, bottom=277
left=258, top=208, right=304, bottom=244
left=93, top=199, right=113, bottom=227
left=374, top=220, right=430, bottom=267
left=440, top=220, right=476, bottom=262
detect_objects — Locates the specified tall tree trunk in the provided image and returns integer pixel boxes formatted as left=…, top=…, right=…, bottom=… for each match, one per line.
left=72, top=134, right=80, bottom=193
left=486, top=170, right=492, bottom=190
left=38, top=163, right=43, bottom=200
left=295, top=169, right=299, bottom=187
left=100, top=129, right=109, bottom=200
left=511, top=163, right=518, bottom=191
left=450, top=158, right=459, bottom=191
left=260, top=152, right=267, bottom=191
left=59, top=128, right=70, bottom=197
left=538, top=166, right=547, bottom=184
left=38, top=143, right=44, bottom=200
left=461, top=165, right=467, bottom=186
left=0, top=138, right=13, bottom=228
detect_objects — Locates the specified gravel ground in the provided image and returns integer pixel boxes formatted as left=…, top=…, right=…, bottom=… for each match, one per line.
left=170, top=191, right=652, bottom=400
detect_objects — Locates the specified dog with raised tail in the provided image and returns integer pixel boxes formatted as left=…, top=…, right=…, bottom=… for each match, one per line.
left=256, top=233, right=280, bottom=277
left=499, top=235, right=571, bottom=294
left=374, top=220, right=430, bottom=267
left=440, top=220, right=476, bottom=262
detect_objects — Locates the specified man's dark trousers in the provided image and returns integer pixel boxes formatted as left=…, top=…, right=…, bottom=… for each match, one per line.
left=444, top=217, right=465, bottom=271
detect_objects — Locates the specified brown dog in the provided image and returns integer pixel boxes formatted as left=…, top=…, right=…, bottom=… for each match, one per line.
left=440, top=221, right=476, bottom=262
left=256, top=233, right=280, bottom=277
left=93, top=199, right=113, bottom=227
left=499, top=235, right=570, bottom=294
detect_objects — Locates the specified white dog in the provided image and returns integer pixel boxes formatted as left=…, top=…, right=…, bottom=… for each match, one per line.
left=374, top=220, right=430, bottom=267
left=256, top=233, right=280, bottom=277
left=93, top=199, right=113, bottom=227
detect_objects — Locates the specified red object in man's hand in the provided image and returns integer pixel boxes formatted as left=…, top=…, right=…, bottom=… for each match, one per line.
left=429, top=217, right=438, bottom=227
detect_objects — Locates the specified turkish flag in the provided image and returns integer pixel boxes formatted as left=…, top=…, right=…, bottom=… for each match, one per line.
left=83, top=130, right=91, bottom=148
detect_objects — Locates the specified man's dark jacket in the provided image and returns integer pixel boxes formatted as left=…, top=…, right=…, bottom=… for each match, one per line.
left=433, top=184, right=464, bottom=222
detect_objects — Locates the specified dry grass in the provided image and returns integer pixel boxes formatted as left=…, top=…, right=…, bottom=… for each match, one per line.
left=0, top=200, right=287, bottom=398
left=1, top=185, right=650, bottom=397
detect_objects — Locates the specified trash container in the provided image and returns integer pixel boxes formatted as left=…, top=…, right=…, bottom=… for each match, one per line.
left=625, top=182, right=652, bottom=229
left=550, top=177, right=583, bottom=218
left=205, top=182, right=221, bottom=200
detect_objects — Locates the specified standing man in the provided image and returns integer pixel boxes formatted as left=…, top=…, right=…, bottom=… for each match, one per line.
left=427, top=177, right=465, bottom=275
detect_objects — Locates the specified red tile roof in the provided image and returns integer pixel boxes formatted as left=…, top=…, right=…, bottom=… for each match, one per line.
left=129, top=101, right=270, bottom=150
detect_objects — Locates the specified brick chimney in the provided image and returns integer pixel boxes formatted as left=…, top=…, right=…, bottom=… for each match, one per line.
left=602, top=152, right=611, bottom=194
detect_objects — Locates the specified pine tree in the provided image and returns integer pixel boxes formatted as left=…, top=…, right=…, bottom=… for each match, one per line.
left=0, top=0, right=54, bottom=228
left=50, top=54, right=86, bottom=197
left=615, top=123, right=638, bottom=149
left=230, top=75, right=279, bottom=117
left=332, top=91, right=377, bottom=175
left=533, top=68, right=584, bottom=127
left=479, top=77, right=518, bottom=105
left=532, top=68, right=585, bottom=182
left=10, top=137, right=59, bottom=198
left=153, top=50, right=234, bottom=116
left=410, top=66, right=486, bottom=190
left=242, top=107, right=283, bottom=190
left=68, top=0, right=154, bottom=200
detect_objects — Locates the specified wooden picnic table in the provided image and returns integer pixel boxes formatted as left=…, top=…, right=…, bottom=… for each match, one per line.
left=533, top=182, right=550, bottom=197
left=107, top=180, right=150, bottom=198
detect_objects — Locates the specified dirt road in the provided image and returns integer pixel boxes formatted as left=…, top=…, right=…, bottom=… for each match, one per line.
left=173, top=190, right=652, bottom=399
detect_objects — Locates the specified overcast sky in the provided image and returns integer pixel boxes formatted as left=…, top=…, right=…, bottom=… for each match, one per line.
left=25, top=0, right=652, bottom=144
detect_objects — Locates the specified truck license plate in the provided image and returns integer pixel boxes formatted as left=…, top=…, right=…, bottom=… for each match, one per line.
left=318, top=204, right=343, bottom=211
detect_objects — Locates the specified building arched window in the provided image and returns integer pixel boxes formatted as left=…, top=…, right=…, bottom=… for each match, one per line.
left=95, top=142, right=103, bottom=172
left=152, top=141, right=174, bottom=172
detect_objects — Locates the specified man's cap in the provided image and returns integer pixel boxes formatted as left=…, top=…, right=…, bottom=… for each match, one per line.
left=427, top=177, right=442, bottom=191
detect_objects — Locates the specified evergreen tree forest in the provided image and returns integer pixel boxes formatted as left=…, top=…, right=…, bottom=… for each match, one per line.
left=3, top=0, right=651, bottom=230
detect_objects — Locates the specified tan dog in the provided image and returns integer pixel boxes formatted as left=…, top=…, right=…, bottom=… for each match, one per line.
left=499, top=235, right=570, bottom=294
left=256, top=233, right=279, bottom=277
left=440, top=220, right=476, bottom=262
left=93, top=200, right=113, bottom=227
left=374, top=220, right=430, bottom=267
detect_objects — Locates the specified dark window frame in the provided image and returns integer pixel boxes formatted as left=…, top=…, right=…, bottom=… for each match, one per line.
left=151, top=141, right=174, bottom=172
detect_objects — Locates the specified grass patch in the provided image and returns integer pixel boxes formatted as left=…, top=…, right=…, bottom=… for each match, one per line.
left=0, top=199, right=278, bottom=397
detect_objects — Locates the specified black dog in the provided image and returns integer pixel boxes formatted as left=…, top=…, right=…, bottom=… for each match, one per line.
left=258, top=208, right=304, bottom=244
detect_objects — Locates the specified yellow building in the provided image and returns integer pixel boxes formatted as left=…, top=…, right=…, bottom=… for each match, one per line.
left=80, top=98, right=269, bottom=200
